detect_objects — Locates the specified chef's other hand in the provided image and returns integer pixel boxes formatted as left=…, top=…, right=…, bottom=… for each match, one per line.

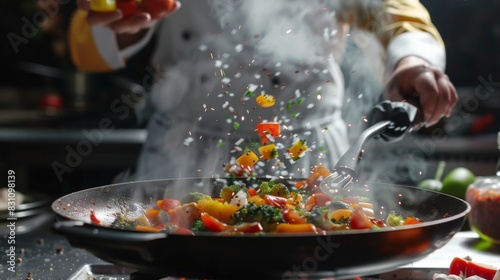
left=77, top=0, right=180, bottom=34
left=385, top=56, right=458, bottom=128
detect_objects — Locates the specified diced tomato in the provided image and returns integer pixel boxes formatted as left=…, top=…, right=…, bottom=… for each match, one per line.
left=247, top=188, right=257, bottom=196
left=403, top=216, right=422, bottom=225
left=90, top=210, right=101, bottom=225
left=306, top=193, right=331, bottom=207
left=159, top=198, right=181, bottom=211
left=283, top=209, right=307, bottom=224
left=264, top=195, right=288, bottom=209
left=349, top=206, right=374, bottom=229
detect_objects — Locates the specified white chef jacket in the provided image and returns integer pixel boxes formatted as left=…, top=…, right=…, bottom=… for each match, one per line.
left=71, top=0, right=446, bottom=180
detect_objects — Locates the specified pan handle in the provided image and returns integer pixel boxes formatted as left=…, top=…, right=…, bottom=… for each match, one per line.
left=53, top=220, right=168, bottom=243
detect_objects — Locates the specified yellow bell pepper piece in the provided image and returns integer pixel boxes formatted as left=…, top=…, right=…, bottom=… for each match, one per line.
left=287, top=139, right=308, bottom=161
left=90, top=0, right=117, bottom=12
left=247, top=195, right=266, bottom=205
left=237, top=150, right=259, bottom=167
left=197, top=199, right=239, bottom=223
left=329, top=209, right=353, bottom=223
left=275, top=223, right=319, bottom=234
left=258, top=144, right=278, bottom=161
left=255, top=94, right=275, bottom=108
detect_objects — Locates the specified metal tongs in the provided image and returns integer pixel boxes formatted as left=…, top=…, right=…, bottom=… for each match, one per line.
left=320, top=101, right=423, bottom=195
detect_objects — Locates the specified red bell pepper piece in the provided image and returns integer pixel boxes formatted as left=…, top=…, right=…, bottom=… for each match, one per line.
left=201, top=212, right=231, bottom=232
left=256, top=122, right=280, bottom=144
left=449, top=257, right=498, bottom=279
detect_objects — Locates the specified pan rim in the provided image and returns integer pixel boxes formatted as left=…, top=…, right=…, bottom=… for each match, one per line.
left=51, top=177, right=471, bottom=238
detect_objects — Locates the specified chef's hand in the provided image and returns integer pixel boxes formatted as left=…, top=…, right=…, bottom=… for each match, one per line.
left=76, top=0, right=180, bottom=48
left=385, top=56, right=458, bottom=128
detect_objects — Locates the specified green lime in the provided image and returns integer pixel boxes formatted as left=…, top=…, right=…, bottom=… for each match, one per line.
left=418, top=179, right=443, bottom=192
left=441, top=167, right=476, bottom=199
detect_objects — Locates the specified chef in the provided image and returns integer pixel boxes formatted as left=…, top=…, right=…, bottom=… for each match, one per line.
left=69, top=0, right=457, bottom=180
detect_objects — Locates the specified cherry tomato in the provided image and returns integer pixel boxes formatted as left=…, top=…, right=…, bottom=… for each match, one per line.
left=141, top=0, right=176, bottom=19
left=117, top=0, right=140, bottom=18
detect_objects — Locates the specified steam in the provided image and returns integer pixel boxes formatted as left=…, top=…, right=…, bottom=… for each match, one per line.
left=207, top=0, right=342, bottom=65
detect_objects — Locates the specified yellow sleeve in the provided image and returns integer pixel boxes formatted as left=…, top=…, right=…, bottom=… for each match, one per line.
left=68, top=10, right=115, bottom=72
left=343, top=0, right=443, bottom=49
left=379, top=0, right=444, bottom=48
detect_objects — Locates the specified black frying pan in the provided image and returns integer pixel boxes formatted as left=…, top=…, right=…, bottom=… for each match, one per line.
left=52, top=177, right=469, bottom=279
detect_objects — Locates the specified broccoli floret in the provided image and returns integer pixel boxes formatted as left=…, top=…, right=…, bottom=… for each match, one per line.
left=258, top=181, right=290, bottom=198
left=110, top=213, right=138, bottom=230
left=220, top=185, right=249, bottom=202
left=231, top=203, right=284, bottom=232
left=190, top=218, right=208, bottom=232
left=181, top=192, right=211, bottom=204
left=157, top=210, right=170, bottom=224
left=386, top=211, right=404, bottom=227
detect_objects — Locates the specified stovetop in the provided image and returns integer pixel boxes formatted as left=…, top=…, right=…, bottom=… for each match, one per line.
left=1, top=231, right=499, bottom=280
